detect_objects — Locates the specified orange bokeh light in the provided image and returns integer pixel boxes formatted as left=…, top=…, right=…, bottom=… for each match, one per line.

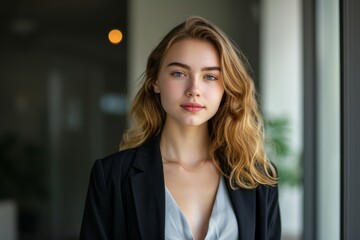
left=108, top=29, right=123, bottom=44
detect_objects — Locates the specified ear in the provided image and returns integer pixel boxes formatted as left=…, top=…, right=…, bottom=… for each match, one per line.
left=153, top=80, right=160, bottom=93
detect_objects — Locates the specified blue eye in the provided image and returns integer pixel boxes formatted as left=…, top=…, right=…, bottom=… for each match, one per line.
left=205, top=75, right=217, bottom=81
left=172, top=71, right=186, bottom=77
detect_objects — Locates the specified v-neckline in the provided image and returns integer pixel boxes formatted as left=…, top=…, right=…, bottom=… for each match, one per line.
left=164, top=176, right=223, bottom=239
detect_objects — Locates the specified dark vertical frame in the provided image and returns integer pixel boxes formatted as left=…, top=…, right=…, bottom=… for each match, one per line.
left=341, top=0, right=360, bottom=239
left=303, top=0, right=317, bottom=239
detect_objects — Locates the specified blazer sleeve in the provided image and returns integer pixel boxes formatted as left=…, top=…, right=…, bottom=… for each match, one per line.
left=268, top=185, right=281, bottom=240
left=80, top=159, right=112, bottom=240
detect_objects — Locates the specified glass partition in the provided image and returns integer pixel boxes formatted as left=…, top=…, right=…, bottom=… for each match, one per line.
left=260, top=0, right=303, bottom=239
left=316, top=0, right=340, bottom=239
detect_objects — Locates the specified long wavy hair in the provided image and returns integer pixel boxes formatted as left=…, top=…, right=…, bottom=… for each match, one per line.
left=120, top=16, right=277, bottom=189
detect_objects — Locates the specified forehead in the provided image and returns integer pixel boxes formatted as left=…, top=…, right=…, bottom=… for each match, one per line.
left=161, top=39, right=220, bottom=68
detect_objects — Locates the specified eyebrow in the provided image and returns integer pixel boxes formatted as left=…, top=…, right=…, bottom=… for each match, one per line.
left=166, top=62, right=221, bottom=72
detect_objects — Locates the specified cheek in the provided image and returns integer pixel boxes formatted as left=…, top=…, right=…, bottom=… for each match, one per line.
left=158, top=82, right=180, bottom=108
left=160, top=81, right=182, bottom=98
left=206, top=86, right=225, bottom=104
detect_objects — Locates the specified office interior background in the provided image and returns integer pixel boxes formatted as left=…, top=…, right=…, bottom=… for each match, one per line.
left=0, top=0, right=359, bottom=239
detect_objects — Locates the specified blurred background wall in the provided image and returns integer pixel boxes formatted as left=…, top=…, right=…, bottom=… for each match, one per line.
left=0, top=0, right=128, bottom=239
left=0, top=0, right=344, bottom=239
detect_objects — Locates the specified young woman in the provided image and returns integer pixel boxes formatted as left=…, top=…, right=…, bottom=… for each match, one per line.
left=80, top=16, right=281, bottom=240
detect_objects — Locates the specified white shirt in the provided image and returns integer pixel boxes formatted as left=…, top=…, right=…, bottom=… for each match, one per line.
left=164, top=176, right=239, bottom=240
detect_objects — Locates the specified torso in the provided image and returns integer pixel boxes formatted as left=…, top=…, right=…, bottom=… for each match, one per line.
left=163, top=160, right=220, bottom=240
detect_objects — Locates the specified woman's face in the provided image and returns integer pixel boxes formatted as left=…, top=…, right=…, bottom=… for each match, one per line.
left=154, top=38, right=225, bottom=128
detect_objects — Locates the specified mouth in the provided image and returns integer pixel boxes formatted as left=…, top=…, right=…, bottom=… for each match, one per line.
left=180, top=103, right=205, bottom=112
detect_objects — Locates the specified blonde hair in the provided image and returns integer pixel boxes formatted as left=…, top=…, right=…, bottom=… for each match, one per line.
left=120, top=16, right=277, bottom=189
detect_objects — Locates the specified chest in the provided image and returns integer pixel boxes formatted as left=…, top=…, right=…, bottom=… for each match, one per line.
left=163, top=161, right=220, bottom=239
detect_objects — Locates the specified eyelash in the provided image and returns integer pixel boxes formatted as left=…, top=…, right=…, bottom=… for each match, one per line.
left=204, top=75, right=217, bottom=81
left=171, top=71, right=186, bottom=78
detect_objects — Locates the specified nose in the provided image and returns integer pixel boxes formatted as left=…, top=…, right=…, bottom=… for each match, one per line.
left=185, top=77, right=201, bottom=97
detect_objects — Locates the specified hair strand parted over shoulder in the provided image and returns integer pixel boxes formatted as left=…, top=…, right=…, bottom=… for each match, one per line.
left=120, top=16, right=277, bottom=189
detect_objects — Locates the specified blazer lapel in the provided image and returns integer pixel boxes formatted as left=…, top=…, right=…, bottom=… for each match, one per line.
left=130, top=136, right=165, bottom=240
left=226, top=181, right=256, bottom=240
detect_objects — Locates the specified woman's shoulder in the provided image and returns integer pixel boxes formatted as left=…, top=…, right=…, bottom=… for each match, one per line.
left=254, top=183, right=279, bottom=207
left=96, top=147, right=140, bottom=174
left=255, top=183, right=279, bottom=194
left=94, top=136, right=159, bottom=177
left=86, top=148, right=146, bottom=194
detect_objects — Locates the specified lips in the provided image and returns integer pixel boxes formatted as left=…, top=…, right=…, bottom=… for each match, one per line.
left=180, top=103, right=204, bottom=112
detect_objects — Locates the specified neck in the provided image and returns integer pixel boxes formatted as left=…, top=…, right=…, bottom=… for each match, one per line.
left=160, top=121, right=210, bottom=165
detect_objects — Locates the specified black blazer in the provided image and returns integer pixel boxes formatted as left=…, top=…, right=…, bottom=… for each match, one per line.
left=80, top=136, right=281, bottom=240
